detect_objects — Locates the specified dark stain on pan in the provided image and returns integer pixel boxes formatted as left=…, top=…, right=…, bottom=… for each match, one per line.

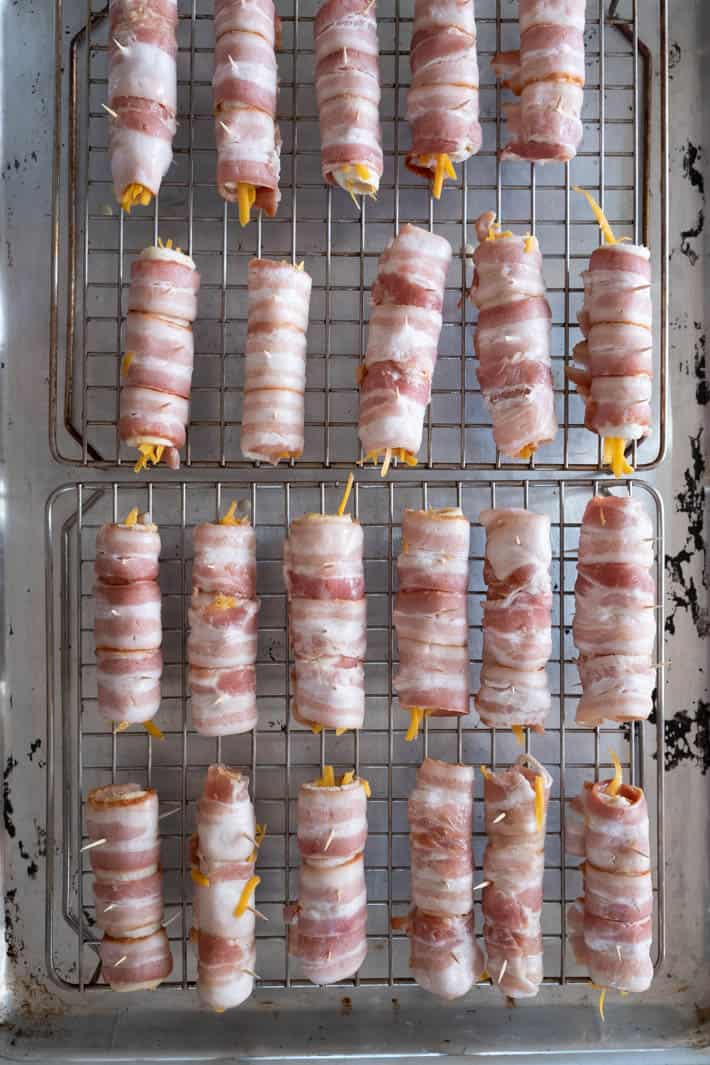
left=651, top=698, right=710, bottom=774
left=665, top=429, right=708, bottom=638
left=677, top=143, right=705, bottom=265
left=4, top=888, right=22, bottom=962
left=3, top=756, right=17, bottom=839
left=668, top=42, right=681, bottom=79
left=28, top=738, right=41, bottom=762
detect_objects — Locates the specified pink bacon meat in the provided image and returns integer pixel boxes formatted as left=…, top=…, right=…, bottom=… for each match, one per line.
left=87, top=783, right=172, bottom=990
left=284, top=513, right=366, bottom=732
left=482, top=753, right=552, bottom=999
left=119, top=245, right=201, bottom=472
left=297, top=773, right=369, bottom=867
left=213, top=0, right=281, bottom=224
left=241, top=259, right=313, bottom=464
left=492, top=0, right=585, bottom=163
left=394, top=508, right=470, bottom=739
left=359, top=225, right=452, bottom=470
left=470, top=212, right=557, bottom=460
left=403, top=910, right=483, bottom=1000
left=314, top=0, right=383, bottom=199
left=566, top=772, right=653, bottom=995
left=188, top=508, right=260, bottom=736
left=573, top=496, right=656, bottom=727
left=107, top=0, right=178, bottom=211
left=94, top=512, right=162, bottom=726
left=406, top=0, right=481, bottom=198
left=476, top=508, right=552, bottom=732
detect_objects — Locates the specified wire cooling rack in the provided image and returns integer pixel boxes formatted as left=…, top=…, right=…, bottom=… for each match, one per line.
left=49, top=0, right=669, bottom=470
left=45, top=477, right=665, bottom=991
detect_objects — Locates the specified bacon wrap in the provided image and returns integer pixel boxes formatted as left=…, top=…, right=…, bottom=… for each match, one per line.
left=188, top=519, right=259, bottom=736
left=119, top=247, right=201, bottom=469
left=213, top=0, right=281, bottom=213
left=476, top=508, right=552, bottom=731
left=96, top=648, right=163, bottom=726
left=482, top=754, right=552, bottom=999
left=94, top=581, right=162, bottom=653
left=470, top=213, right=557, bottom=459
left=284, top=514, right=366, bottom=731
left=408, top=759, right=474, bottom=915
left=297, top=777, right=368, bottom=867
left=394, top=508, right=470, bottom=718
left=94, top=871, right=165, bottom=939
left=195, top=765, right=256, bottom=866
left=241, top=259, right=313, bottom=464
left=95, top=521, right=161, bottom=584
left=86, top=784, right=160, bottom=881
left=107, top=0, right=177, bottom=205
left=286, top=854, right=368, bottom=984
left=406, top=0, right=481, bottom=179
left=314, top=0, right=383, bottom=196
left=404, top=909, right=484, bottom=1000
left=492, top=0, right=585, bottom=163
left=570, top=243, right=653, bottom=443
left=99, top=929, right=173, bottom=991
left=573, top=496, right=656, bottom=726
left=566, top=779, right=653, bottom=993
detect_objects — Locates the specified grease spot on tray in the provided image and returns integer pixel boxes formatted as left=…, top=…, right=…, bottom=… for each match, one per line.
left=665, top=429, right=707, bottom=638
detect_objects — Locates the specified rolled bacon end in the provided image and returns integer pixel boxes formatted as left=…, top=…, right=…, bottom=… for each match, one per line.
left=359, top=225, right=452, bottom=470
left=213, top=0, right=281, bottom=224
left=241, top=258, right=313, bottom=465
left=94, top=581, right=162, bottom=655
left=292, top=656, right=366, bottom=732
left=408, top=758, right=474, bottom=916
left=187, top=591, right=259, bottom=671
left=94, top=870, right=165, bottom=939
left=196, top=933, right=256, bottom=1011
left=297, top=775, right=369, bottom=867
left=405, top=0, right=482, bottom=198
left=314, top=0, right=383, bottom=198
left=108, top=0, right=178, bottom=210
left=95, top=518, right=161, bottom=585
left=398, top=508, right=470, bottom=595
left=189, top=666, right=257, bottom=737
left=195, top=765, right=256, bottom=867
left=192, top=862, right=257, bottom=942
left=100, top=928, right=173, bottom=991
left=86, top=784, right=160, bottom=882
left=96, top=648, right=163, bottom=726
left=284, top=514, right=365, bottom=601
left=470, top=217, right=557, bottom=460
left=405, top=909, right=484, bottom=1000
left=192, top=521, right=257, bottom=599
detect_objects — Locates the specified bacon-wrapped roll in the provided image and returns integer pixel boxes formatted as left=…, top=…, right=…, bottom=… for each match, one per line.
left=120, top=245, right=201, bottom=472
left=394, top=508, right=469, bottom=740
left=194, top=765, right=256, bottom=866
left=492, top=0, right=585, bottom=163
left=107, top=0, right=178, bottom=212
left=573, top=496, right=656, bottom=727
left=482, top=754, right=551, bottom=999
left=406, top=0, right=481, bottom=198
left=314, top=0, right=383, bottom=199
left=213, top=0, right=281, bottom=225
left=284, top=510, right=366, bottom=732
left=476, top=508, right=552, bottom=732
left=86, top=783, right=172, bottom=990
left=402, top=910, right=484, bottom=1000
left=241, top=259, right=313, bottom=465
left=568, top=191, right=653, bottom=476
left=408, top=759, right=473, bottom=915
left=94, top=511, right=162, bottom=727
left=189, top=506, right=260, bottom=736
left=359, top=226, right=452, bottom=471
left=566, top=764, right=653, bottom=997
left=297, top=770, right=369, bottom=866
left=470, top=212, right=557, bottom=460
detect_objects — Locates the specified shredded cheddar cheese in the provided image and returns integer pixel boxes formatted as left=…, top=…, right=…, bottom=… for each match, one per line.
left=121, top=183, right=152, bottom=213
left=405, top=707, right=426, bottom=742
left=315, top=765, right=336, bottom=788
left=524, top=234, right=536, bottom=253
left=238, top=182, right=256, bottom=227
left=121, top=352, right=134, bottom=377
left=191, top=867, right=210, bottom=887
left=362, top=448, right=418, bottom=475
left=479, top=764, right=491, bottom=780
left=517, top=444, right=535, bottom=460
left=337, top=472, right=355, bottom=517
left=603, top=436, right=634, bottom=477
left=339, top=770, right=355, bottom=786
left=431, top=153, right=456, bottom=200
left=361, top=778, right=371, bottom=798
left=212, top=594, right=237, bottom=610
left=534, top=774, right=545, bottom=832
left=573, top=186, right=617, bottom=245
left=598, top=987, right=607, bottom=1023
left=220, top=499, right=247, bottom=525
left=123, top=507, right=139, bottom=527
left=143, top=720, right=165, bottom=741
left=512, top=724, right=526, bottom=747
left=134, top=443, right=165, bottom=474
left=486, top=222, right=514, bottom=241
left=335, top=727, right=348, bottom=736
left=608, top=750, right=623, bottom=796
left=116, top=720, right=130, bottom=732
left=310, top=722, right=324, bottom=735
left=233, top=875, right=261, bottom=917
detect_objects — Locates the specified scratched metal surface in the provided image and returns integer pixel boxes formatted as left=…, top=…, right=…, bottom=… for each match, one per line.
left=1, top=0, right=710, bottom=1063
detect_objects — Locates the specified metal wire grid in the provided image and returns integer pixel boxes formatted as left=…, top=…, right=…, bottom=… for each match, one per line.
left=50, top=0, right=668, bottom=470
left=45, top=477, right=665, bottom=992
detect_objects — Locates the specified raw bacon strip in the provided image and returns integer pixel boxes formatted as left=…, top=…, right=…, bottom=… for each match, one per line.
left=99, top=929, right=173, bottom=991
left=393, top=508, right=470, bottom=738
left=408, top=759, right=474, bottom=916
left=107, top=0, right=178, bottom=211
left=482, top=754, right=551, bottom=999
left=297, top=771, right=369, bottom=867
left=568, top=191, right=653, bottom=476
left=213, top=0, right=281, bottom=224
left=403, top=909, right=484, bottom=1000
left=573, top=496, right=656, bottom=726
left=94, top=871, right=165, bottom=939
left=195, top=765, right=256, bottom=866
left=491, top=0, right=585, bottom=163
left=119, top=245, right=201, bottom=472
left=470, top=212, right=557, bottom=460
left=314, top=0, right=383, bottom=199
left=188, top=506, right=260, bottom=736
left=86, top=784, right=160, bottom=881
left=284, top=512, right=366, bottom=732
left=476, top=508, right=552, bottom=731
left=406, top=0, right=481, bottom=198
left=94, top=511, right=162, bottom=726
left=359, top=226, right=452, bottom=469
left=241, top=259, right=313, bottom=465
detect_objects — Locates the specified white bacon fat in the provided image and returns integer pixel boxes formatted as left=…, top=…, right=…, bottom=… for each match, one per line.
left=241, top=259, right=313, bottom=464
left=573, top=496, right=656, bottom=726
left=213, top=0, right=281, bottom=218
left=120, top=246, right=201, bottom=471
left=470, top=212, right=557, bottom=460
left=482, top=754, right=551, bottom=999
left=476, top=508, right=552, bottom=731
left=492, top=0, right=585, bottom=163
left=188, top=515, right=260, bottom=736
left=314, top=0, right=383, bottom=198
left=284, top=514, right=366, bottom=732
left=297, top=775, right=369, bottom=867
left=404, top=909, right=484, bottom=1000
left=94, top=514, right=162, bottom=726
left=359, top=225, right=452, bottom=465
left=87, top=783, right=172, bottom=990
left=108, top=0, right=178, bottom=210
